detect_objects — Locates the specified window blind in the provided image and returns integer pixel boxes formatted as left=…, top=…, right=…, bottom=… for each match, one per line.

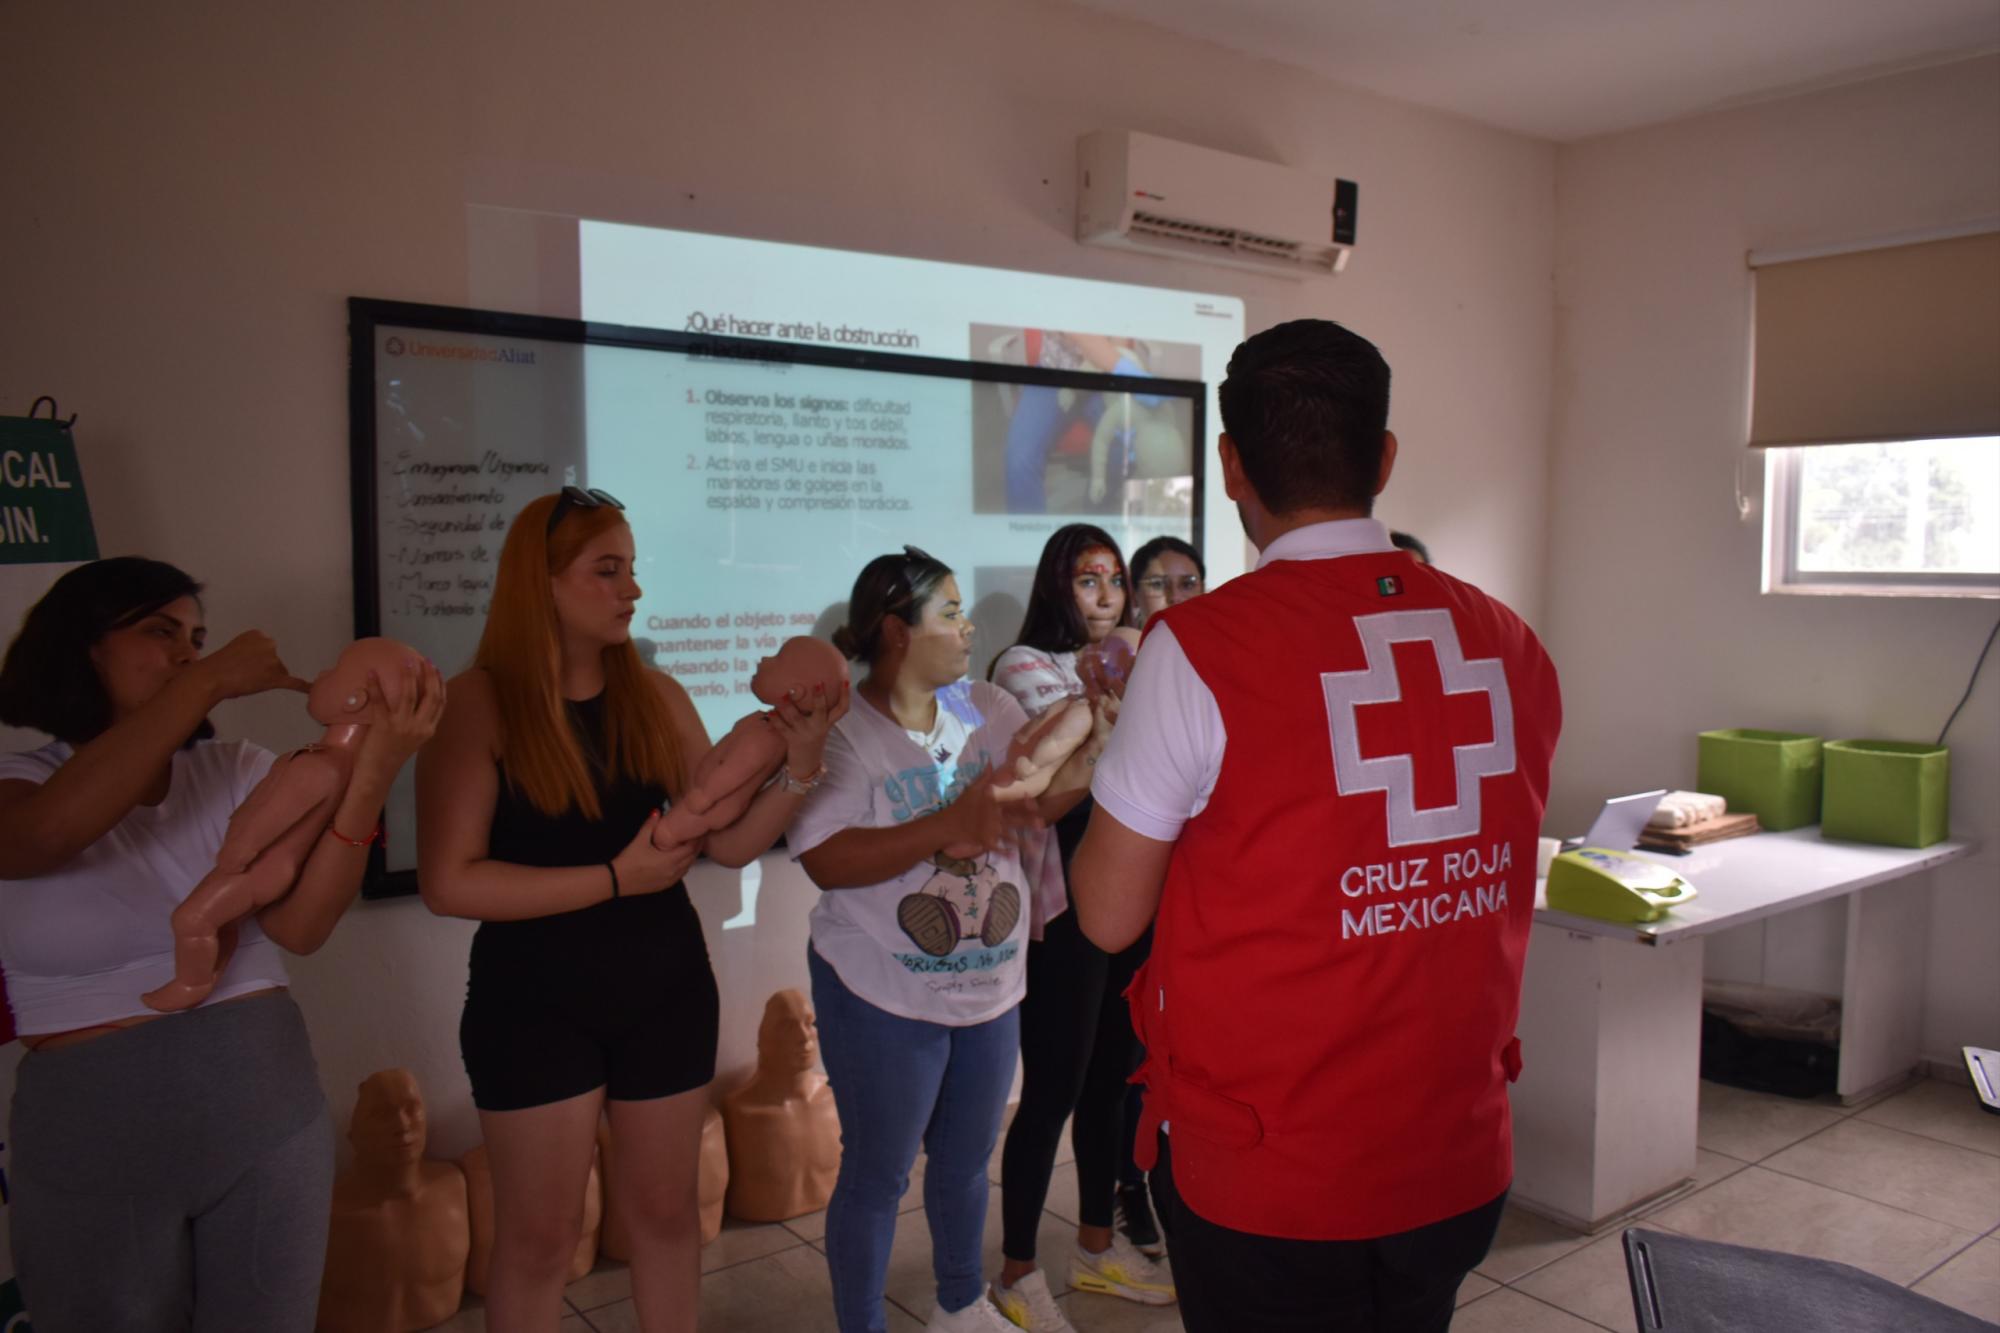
left=1749, top=230, right=2000, bottom=447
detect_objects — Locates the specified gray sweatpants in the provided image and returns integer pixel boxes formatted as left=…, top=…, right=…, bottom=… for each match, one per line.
left=9, top=989, right=334, bottom=1333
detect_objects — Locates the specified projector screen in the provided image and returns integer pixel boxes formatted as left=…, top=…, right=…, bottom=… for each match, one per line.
left=575, top=221, right=1246, bottom=577
left=351, top=298, right=1207, bottom=893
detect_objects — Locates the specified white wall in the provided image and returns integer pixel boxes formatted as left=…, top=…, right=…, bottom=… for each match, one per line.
left=1545, top=55, right=2000, bottom=1066
left=0, top=0, right=1555, bottom=1156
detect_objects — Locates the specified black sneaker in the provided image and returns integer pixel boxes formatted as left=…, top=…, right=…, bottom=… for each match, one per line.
left=1115, top=1184, right=1164, bottom=1258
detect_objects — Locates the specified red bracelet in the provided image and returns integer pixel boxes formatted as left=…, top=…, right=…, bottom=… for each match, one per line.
left=325, top=819, right=385, bottom=849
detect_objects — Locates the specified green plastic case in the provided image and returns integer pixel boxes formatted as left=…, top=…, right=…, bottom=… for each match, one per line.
left=1696, top=729, right=1823, bottom=831
left=1546, top=848, right=1699, bottom=924
left=1821, top=740, right=1950, bottom=848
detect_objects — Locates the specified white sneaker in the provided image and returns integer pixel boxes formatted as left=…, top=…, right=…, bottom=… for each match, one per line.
left=1070, top=1232, right=1177, bottom=1306
left=989, top=1269, right=1078, bottom=1332
left=927, top=1292, right=1021, bottom=1332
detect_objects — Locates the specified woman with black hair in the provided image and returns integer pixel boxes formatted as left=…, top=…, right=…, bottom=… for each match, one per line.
left=988, top=525, right=1172, bottom=1332
left=1128, top=534, right=1206, bottom=629
left=0, top=557, right=442, bottom=1332
left=788, top=547, right=1104, bottom=1333
left=1390, top=530, right=1433, bottom=565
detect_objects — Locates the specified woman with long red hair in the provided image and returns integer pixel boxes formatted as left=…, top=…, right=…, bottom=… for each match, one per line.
left=417, top=488, right=841, bottom=1333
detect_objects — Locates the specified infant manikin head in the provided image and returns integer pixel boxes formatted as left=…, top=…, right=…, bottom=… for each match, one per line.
left=308, top=637, right=419, bottom=727
left=1081, top=626, right=1142, bottom=697
left=350, top=1068, right=428, bottom=1167
left=756, top=990, right=820, bottom=1076
left=749, top=637, right=849, bottom=709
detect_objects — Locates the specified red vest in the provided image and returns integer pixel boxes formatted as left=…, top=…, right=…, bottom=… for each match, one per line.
left=1129, top=550, right=1561, bottom=1240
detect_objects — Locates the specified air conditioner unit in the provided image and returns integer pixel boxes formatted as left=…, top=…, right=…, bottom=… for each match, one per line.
left=1076, top=129, right=1356, bottom=280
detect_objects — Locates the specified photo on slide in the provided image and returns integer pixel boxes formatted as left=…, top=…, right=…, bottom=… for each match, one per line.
left=969, top=325, right=1201, bottom=519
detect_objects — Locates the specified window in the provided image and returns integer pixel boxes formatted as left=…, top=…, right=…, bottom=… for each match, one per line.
left=1748, top=226, right=1998, bottom=598
left=1764, top=437, right=2000, bottom=596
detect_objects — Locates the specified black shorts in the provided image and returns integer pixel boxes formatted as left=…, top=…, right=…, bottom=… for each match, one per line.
left=460, top=884, right=720, bottom=1112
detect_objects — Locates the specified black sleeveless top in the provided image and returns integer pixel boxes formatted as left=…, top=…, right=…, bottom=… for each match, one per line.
left=474, top=692, right=694, bottom=963
left=488, top=693, right=667, bottom=870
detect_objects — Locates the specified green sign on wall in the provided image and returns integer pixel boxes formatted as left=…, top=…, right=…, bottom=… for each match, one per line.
left=0, top=416, right=97, bottom=566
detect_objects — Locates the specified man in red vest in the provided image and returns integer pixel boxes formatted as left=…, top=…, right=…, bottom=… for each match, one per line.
left=1073, top=319, right=1561, bottom=1332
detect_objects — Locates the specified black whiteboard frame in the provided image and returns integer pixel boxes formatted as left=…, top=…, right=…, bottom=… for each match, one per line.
left=348, top=296, right=1208, bottom=899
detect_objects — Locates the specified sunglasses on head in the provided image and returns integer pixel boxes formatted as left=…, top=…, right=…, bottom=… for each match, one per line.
left=547, top=486, right=625, bottom=534
left=853, top=546, right=944, bottom=648
left=889, top=545, right=939, bottom=606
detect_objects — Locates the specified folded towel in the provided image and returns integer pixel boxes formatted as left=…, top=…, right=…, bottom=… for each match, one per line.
left=1640, top=811, right=1761, bottom=850
left=1648, top=790, right=1728, bottom=829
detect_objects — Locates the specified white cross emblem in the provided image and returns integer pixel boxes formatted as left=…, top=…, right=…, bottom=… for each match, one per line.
left=1321, top=610, right=1515, bottom=847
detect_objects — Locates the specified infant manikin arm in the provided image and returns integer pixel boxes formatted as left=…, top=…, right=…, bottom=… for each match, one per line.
left=988, top=698, right=1094, bottom=803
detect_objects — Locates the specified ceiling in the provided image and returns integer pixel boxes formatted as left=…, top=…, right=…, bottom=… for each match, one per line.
left=1067, top=0, right=2000, bottom=141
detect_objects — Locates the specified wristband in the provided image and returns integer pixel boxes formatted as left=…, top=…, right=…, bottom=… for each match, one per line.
left=780, top=762, right=826, bottom=796
left=606, top=861, right=621, bottom=899
left=326, top=819, right=384, bottom=849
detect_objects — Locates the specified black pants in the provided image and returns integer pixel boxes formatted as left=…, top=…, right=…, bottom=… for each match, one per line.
left=1152, top=1131, right=1507, bottom=1333
left=999, top=906, right=1149, bottom=1259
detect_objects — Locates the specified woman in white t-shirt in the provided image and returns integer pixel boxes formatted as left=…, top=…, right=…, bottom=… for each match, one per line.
left=789, top=546, right=1104, bottom=1333
left=0, top=557, right=442, bottom=1333
left=989, top=524, right=1175, bottom=1330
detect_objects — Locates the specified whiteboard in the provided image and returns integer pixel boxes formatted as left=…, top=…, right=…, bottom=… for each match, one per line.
left=349, top=299, right=1204, bottom=895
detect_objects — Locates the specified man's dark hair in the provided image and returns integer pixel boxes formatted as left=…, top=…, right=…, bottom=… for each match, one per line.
left=833, top=547, right=956, bottom=663
left=0, top=556, right=213, bottom=746
left=1129, top=535, right=1205, bottom=586
left=1217, top=319, right=1391, bottom=515
left=991, top=524, right=1130, bottom=677
left=1390, top=530, right=1432, bottom=565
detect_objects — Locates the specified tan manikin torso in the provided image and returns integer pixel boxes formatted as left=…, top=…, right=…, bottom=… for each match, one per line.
left=317, top=1070, right=469, bottom=1333
left=722, top=991, right=842, bottom=1223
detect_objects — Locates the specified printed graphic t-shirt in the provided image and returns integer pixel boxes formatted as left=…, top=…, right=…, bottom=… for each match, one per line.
left=987, top=644, right=1083, bottom=933
left=990, top=645, right=1083, bottom=716
left=789, top=680, right=1031, bottom=1025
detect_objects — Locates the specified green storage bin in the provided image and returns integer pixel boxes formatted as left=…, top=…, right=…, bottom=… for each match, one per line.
left=1821, top=740, right=1950, bottom=848
left=1697, top=729, right=1823, bottom=831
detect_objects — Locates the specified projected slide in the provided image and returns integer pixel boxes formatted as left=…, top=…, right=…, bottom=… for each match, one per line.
left=576, top=344, right=1197, bottom=718
left=576, top=222, right=1245, bottom=570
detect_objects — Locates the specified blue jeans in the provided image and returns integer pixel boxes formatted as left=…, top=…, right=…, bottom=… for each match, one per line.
left=809, top=946, right=1020, bottom=1333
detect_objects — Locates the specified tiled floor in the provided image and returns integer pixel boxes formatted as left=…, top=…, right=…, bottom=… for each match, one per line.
left=428, top=1076, right=2000, bottom=1331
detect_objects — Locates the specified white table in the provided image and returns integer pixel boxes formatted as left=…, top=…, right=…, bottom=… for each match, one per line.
left=1509, top=828, right=1974, bottom=1232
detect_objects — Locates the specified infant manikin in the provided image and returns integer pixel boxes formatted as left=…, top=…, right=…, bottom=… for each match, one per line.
left=1078, top=626, right=1141, bottom=699
left=143, top=638, right=419, bottom=1013
left=652, top=636, right=851, bottom=848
